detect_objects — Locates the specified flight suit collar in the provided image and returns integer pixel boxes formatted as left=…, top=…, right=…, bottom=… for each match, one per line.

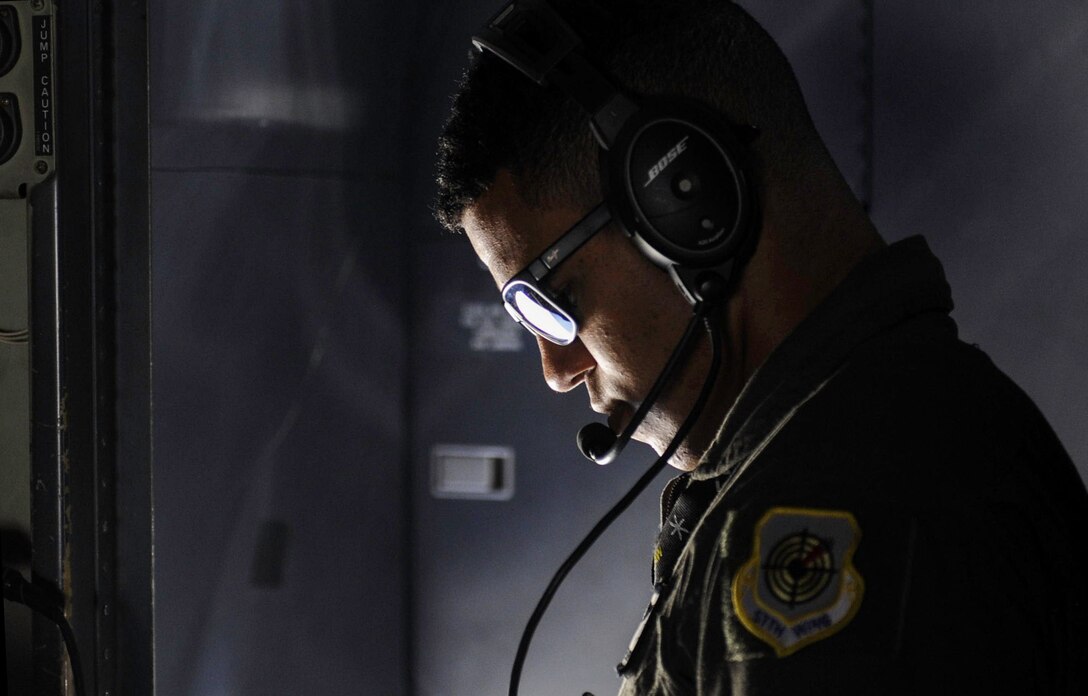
left=691, top=235, right=955, bottom=482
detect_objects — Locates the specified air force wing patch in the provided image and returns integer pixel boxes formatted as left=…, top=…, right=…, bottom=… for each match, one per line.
left=731, top=507, right=863, bottom=657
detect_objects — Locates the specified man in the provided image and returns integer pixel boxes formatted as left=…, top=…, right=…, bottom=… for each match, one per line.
left=434, top=0, right=1088, bottom=693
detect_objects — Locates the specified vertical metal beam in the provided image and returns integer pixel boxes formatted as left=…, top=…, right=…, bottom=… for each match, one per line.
left=29, top=0, right=151, bottom=693
left=31, top=0, right=106, bottom=690
left=28, top=172, right=64, bottom=695
left=107, top=0, right=153, bottom=692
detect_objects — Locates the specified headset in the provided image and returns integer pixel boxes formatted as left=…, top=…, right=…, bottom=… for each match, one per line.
left=473, top=0, right=760, bottom=464
left=473, top=0, right=758, bottom=303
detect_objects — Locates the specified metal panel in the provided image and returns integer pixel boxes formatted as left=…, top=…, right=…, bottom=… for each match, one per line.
left=110, top=1, right=156, bottom=692
left=150, top=170, right=408, bottom=695
left=149, top=0, right=415, bottom=691
left=0, top=189, right=32, bottom=696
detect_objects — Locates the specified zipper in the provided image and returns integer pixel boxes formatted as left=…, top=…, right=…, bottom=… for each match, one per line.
left=659, top=472, right=690, bottom=526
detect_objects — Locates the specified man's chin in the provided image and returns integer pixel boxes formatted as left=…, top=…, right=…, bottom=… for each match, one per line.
left=606, top=403, right=635, bottom=434
left=604, top=405, right=695, bottom=467
left=629, top=422, right=667, bottom=456
left=630, top=421, right=699, bottom=469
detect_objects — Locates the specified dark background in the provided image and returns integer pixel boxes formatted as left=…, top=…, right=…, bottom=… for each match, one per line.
left=148, top=1, right=1088, bottom=694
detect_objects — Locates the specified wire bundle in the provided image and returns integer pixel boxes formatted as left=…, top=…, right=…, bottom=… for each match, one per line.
left=0, top=326, right=29, bottom=344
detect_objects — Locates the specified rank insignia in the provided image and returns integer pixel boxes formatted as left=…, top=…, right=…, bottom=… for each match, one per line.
left=732, top=507, right=863, bottom=657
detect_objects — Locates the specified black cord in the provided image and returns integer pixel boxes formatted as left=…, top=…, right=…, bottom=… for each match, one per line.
left=508, top=307, right=723, bottom=696
left=2, top=566, right=87, bottom=696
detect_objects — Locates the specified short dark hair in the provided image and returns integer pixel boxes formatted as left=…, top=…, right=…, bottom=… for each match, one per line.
left=433, top=0, right=827, bottom=232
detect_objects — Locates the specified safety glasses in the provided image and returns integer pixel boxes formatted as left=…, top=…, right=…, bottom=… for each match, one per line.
left=501, top=201, right=612, bottom=345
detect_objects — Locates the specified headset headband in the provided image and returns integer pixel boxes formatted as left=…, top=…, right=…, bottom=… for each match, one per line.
left=472, top=0, right=638, bottom=148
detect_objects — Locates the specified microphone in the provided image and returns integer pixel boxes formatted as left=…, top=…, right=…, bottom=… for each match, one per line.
left=575, top=299, right=713, bottom=465
left=576, top=422, right=617, bottom=463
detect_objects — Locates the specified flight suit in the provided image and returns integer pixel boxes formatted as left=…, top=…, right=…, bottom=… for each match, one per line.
left=618, top=237, right=1088, bottom=695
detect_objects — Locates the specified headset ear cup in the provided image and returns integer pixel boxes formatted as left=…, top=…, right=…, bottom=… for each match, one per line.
left=604, top=98, right=755, bottom=271
left=628, top=121, right=739, bottom=253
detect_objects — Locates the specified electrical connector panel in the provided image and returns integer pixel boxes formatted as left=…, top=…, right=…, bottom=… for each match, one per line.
left=0, top=0, right=55, bottom=199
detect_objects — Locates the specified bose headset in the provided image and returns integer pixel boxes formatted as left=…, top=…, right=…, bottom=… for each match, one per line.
left=473, top=0, right=758, bottom=303
left=471, top=1, right=760, bottom=692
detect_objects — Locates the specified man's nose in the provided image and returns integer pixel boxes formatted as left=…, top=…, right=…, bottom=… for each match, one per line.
left=537, top=336, right=595, bottom=393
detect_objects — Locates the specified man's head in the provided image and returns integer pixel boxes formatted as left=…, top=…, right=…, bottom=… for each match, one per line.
left=435, top=0, right=832, bottom=231
left=435, top=0, right=882, bottom=469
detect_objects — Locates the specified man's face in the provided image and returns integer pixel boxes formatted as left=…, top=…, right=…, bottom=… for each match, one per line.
left=462, top=171, right=708, bottom=463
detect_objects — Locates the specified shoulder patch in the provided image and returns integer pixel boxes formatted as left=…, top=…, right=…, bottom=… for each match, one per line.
left=731, top=506, right=864, bottom=657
